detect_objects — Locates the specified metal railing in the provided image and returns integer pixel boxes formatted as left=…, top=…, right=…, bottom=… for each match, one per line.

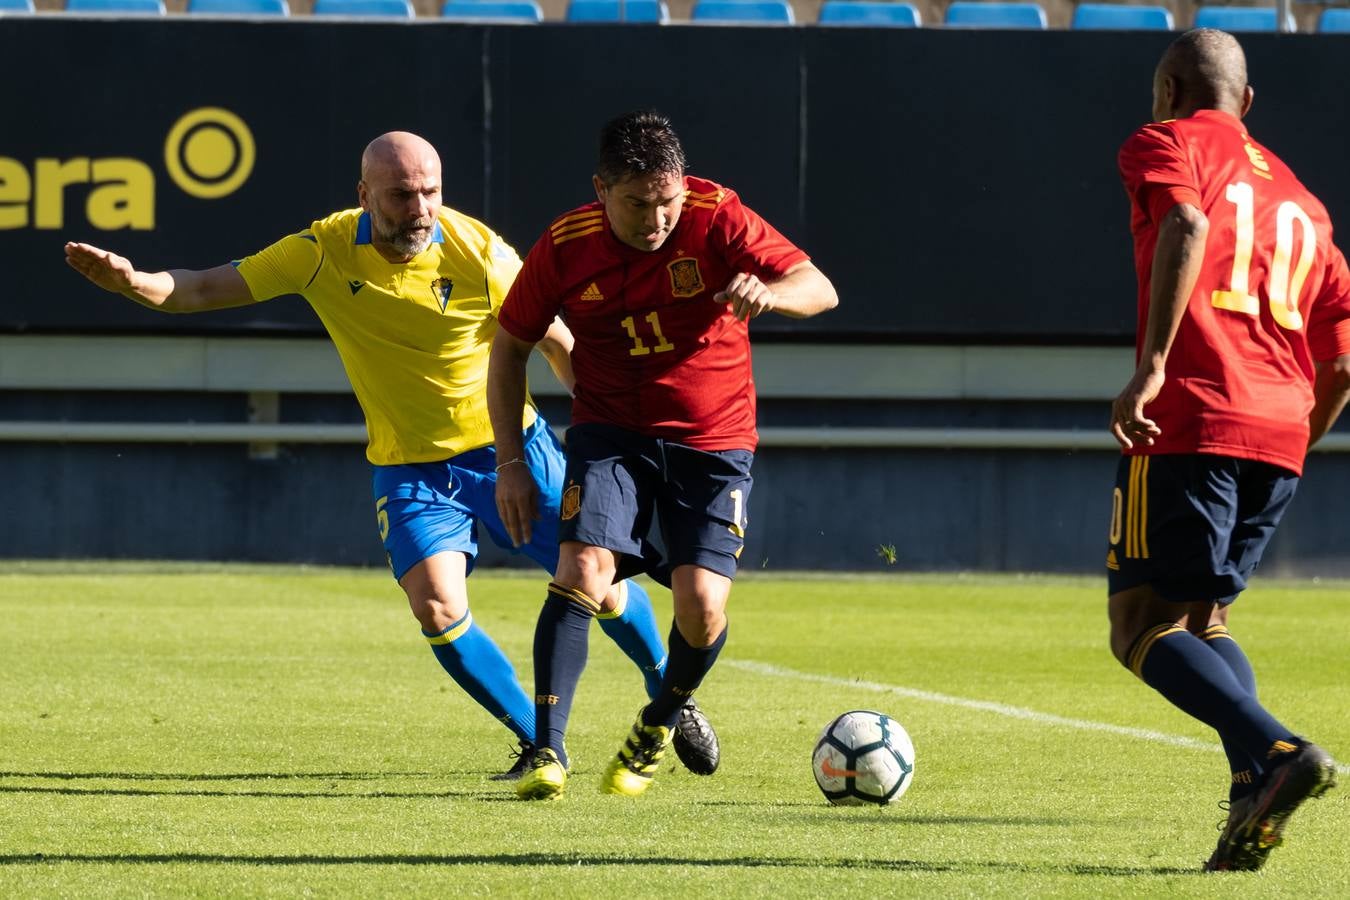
left=1, top=420, right=1347, bottom=452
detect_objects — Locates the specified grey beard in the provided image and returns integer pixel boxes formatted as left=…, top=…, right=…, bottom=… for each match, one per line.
left=387, top=229, right=432, bottom=258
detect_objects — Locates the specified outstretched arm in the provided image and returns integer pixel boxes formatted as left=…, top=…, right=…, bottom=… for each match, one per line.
left=1109, top=203, right=1209, bottom=450
left=65, top=242, right=254, bottom=313
left=488, top=327, right=542, bottom=548
left=716, top=261, right=838, bottom=322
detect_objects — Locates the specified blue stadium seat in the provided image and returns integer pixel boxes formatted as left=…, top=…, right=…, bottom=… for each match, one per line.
left=691, top=0, right=794, bottom=23
left=1071, top=3, right=1172, bottom=30
left=311, top=0, right=414, bottom=16
left=0, top=0, right=35, bottom=13
left=818, top=1, right=920, bottom=26
left=1191, top=6, right=1281, bottom=31
left=1318, top=8, right=1350, bottom=32
left=441, top=0, right=542, bottom=19
left=188, top=0, right=288, bottom=13
left=566, top=0, right=669, bottom=21
left=65, top=0, right=165, bottom=12
left=944, top=1, right=1046, bottom=28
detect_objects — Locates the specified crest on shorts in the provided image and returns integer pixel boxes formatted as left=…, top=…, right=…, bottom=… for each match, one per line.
left=667, top=258, right=705, bottom=298
left=561, top=484, right=582, bottom=520
left=431, top=277, right=454, bottom=312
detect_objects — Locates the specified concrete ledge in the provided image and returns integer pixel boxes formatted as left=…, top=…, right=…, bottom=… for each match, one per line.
left=0, top=335, right=1134, bottom=400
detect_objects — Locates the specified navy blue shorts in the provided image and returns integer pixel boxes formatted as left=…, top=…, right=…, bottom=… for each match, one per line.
left=1106, top=453, right=1298, bottom=605
left=372, top=416, right=565, bottom=581
left=559, top=423, right=753, bottom=582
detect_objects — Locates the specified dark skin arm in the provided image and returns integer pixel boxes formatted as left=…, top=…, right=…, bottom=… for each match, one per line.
left=1110, top=203, right=1209, bottom=449
left=1308, top=354, right=1350, bottom=448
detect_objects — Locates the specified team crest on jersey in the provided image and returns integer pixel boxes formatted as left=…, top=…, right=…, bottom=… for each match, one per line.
left=668, top=258, right=705, bottom=298
left=431, top=277, right=454, bottom=312
left=561, top=484, right=582, bottom=520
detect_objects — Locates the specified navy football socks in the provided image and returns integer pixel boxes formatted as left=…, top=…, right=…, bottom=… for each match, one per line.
left=1129, top=623, right=1294, bottom=764
left=532, top=583, right=599, bottom=768
left=423, top=611, right=535, bottom=745
left=642, top=622, right=727, bottom=729
left=1202, top=624, right=1263, bottom=799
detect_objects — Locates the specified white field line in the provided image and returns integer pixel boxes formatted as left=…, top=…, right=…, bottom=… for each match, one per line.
left=728, top=659, right=1350, bottom=776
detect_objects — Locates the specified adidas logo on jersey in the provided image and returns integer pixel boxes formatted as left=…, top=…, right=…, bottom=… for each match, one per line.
left=579, top=282, right=605, bottom=302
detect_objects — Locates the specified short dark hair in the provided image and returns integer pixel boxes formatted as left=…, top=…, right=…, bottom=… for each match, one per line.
left=596, top=110, right=687, bottom=186
left=1160, top=28, right=1247, bottom=113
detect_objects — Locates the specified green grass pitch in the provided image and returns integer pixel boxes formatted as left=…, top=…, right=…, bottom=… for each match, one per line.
left=2, top=563, right=1348, bottom=897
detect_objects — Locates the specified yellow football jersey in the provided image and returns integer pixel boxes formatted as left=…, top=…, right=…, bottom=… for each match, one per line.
left=235, top=207, right=536, bottom=465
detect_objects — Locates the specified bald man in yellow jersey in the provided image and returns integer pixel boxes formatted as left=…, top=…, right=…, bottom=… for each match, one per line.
left=64, top=132, right=718, bottom=779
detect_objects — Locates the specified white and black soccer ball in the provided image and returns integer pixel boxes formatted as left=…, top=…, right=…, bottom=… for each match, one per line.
left=812, top=710, right=915, bottom=806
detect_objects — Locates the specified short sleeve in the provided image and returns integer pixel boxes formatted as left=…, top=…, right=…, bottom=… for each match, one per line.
left=234, top=230, right=324, bottom=302
left=1118, top=123, right=1203, bottom=225
left=1308, top=243, right=1350, bottom=362
left=711, top=192, right=809, bottom=280
left=483, top=232, right=523, bottom=315
left=498, top=230, right=562, bottom=344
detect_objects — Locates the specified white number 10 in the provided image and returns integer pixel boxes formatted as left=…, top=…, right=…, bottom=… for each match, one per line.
left=1211, top=181, right=1315, bottom=331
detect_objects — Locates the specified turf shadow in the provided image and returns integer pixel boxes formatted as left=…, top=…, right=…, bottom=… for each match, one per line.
left=0, top=851, right=1200, bottom=876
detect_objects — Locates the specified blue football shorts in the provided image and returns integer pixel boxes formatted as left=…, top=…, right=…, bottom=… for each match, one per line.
left=1105, top=452, right=1298, bottom=605
left=559, top=423, right=753, bottom=582
left=372, top=416, right=565, bottom=581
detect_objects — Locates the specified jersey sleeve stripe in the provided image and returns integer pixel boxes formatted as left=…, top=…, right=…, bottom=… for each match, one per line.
left=553, top=224, right=605, bottom=245
left=551, top=220, right=604, bottom=240
left=551, top=211, right=604, bottom=233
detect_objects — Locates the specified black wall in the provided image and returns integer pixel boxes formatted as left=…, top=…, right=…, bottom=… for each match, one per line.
left=6, top=20, right=1350, bottom=341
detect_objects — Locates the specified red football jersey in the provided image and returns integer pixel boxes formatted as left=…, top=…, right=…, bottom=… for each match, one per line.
left=1119, top=109, right=1350, bottom=474
left=499, top=176, right=809, bottom=451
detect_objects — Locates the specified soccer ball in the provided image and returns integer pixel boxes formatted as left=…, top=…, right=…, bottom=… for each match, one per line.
left=812, top=710, right=915, bottom=806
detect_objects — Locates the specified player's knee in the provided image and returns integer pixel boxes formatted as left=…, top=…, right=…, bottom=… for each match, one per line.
left=674, top=603, right=725, bottom=647
left=407, top=591, right=468, bottom=633
left=557, top=547, right=616, bottom=599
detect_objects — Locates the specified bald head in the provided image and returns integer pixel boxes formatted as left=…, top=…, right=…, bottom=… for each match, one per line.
left=357, top=132, right=443, bottom=262
left=1153, top=29, right=1251, bottom=122
left=361, top=131, right=441, bottom=183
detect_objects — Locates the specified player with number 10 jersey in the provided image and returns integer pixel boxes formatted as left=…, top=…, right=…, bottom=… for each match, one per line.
left=1118, top=109, right=1350, bottom=474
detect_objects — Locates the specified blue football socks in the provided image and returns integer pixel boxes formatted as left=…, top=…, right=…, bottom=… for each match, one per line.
left=1128, top=623, right=1294, bottom=763
left=642, top=622, right=727, bottom=729
left=423, top=610, right=535, bottom=745
left=532, top=583, right=599, bottom=768
left=596, top=579, right=668, bottom=700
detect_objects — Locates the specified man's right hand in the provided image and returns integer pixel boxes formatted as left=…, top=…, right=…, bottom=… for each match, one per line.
left=1110, top=367, right=1165, bottom=450
left=495, top=460, right=540, bottom=548
left=65, top=242, right=139, bottom=296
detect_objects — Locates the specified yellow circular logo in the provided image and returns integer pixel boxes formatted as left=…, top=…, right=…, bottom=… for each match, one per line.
left=164, top=107, right=255, bottom=199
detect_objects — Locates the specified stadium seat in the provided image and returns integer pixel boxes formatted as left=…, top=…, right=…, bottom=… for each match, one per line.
left=1071, top=3, right=1172, bottom=30
left=565, top=0, right=669, bottom=21
left=944, top=1, right=1047, bottom=28
left=311, top=0, right=414, bottom=16
left=818, top=1, right=920, bottom=26
left=65, top=0, right=165, bottom=12
left=691, top=0, right=794, bottom=24
left=1318, top=8, right=1350, bottom=32
left=0, top=0, right=35, bottom=12
left=441, top=0, right=542, bottom=20
left=1191, top=6, right=1282, bottom=31
left=187, top=0, right=288, bottom=13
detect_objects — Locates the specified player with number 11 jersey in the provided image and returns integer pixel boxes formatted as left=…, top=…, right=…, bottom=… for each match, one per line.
left=499, top=175, right=808, bottom=452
